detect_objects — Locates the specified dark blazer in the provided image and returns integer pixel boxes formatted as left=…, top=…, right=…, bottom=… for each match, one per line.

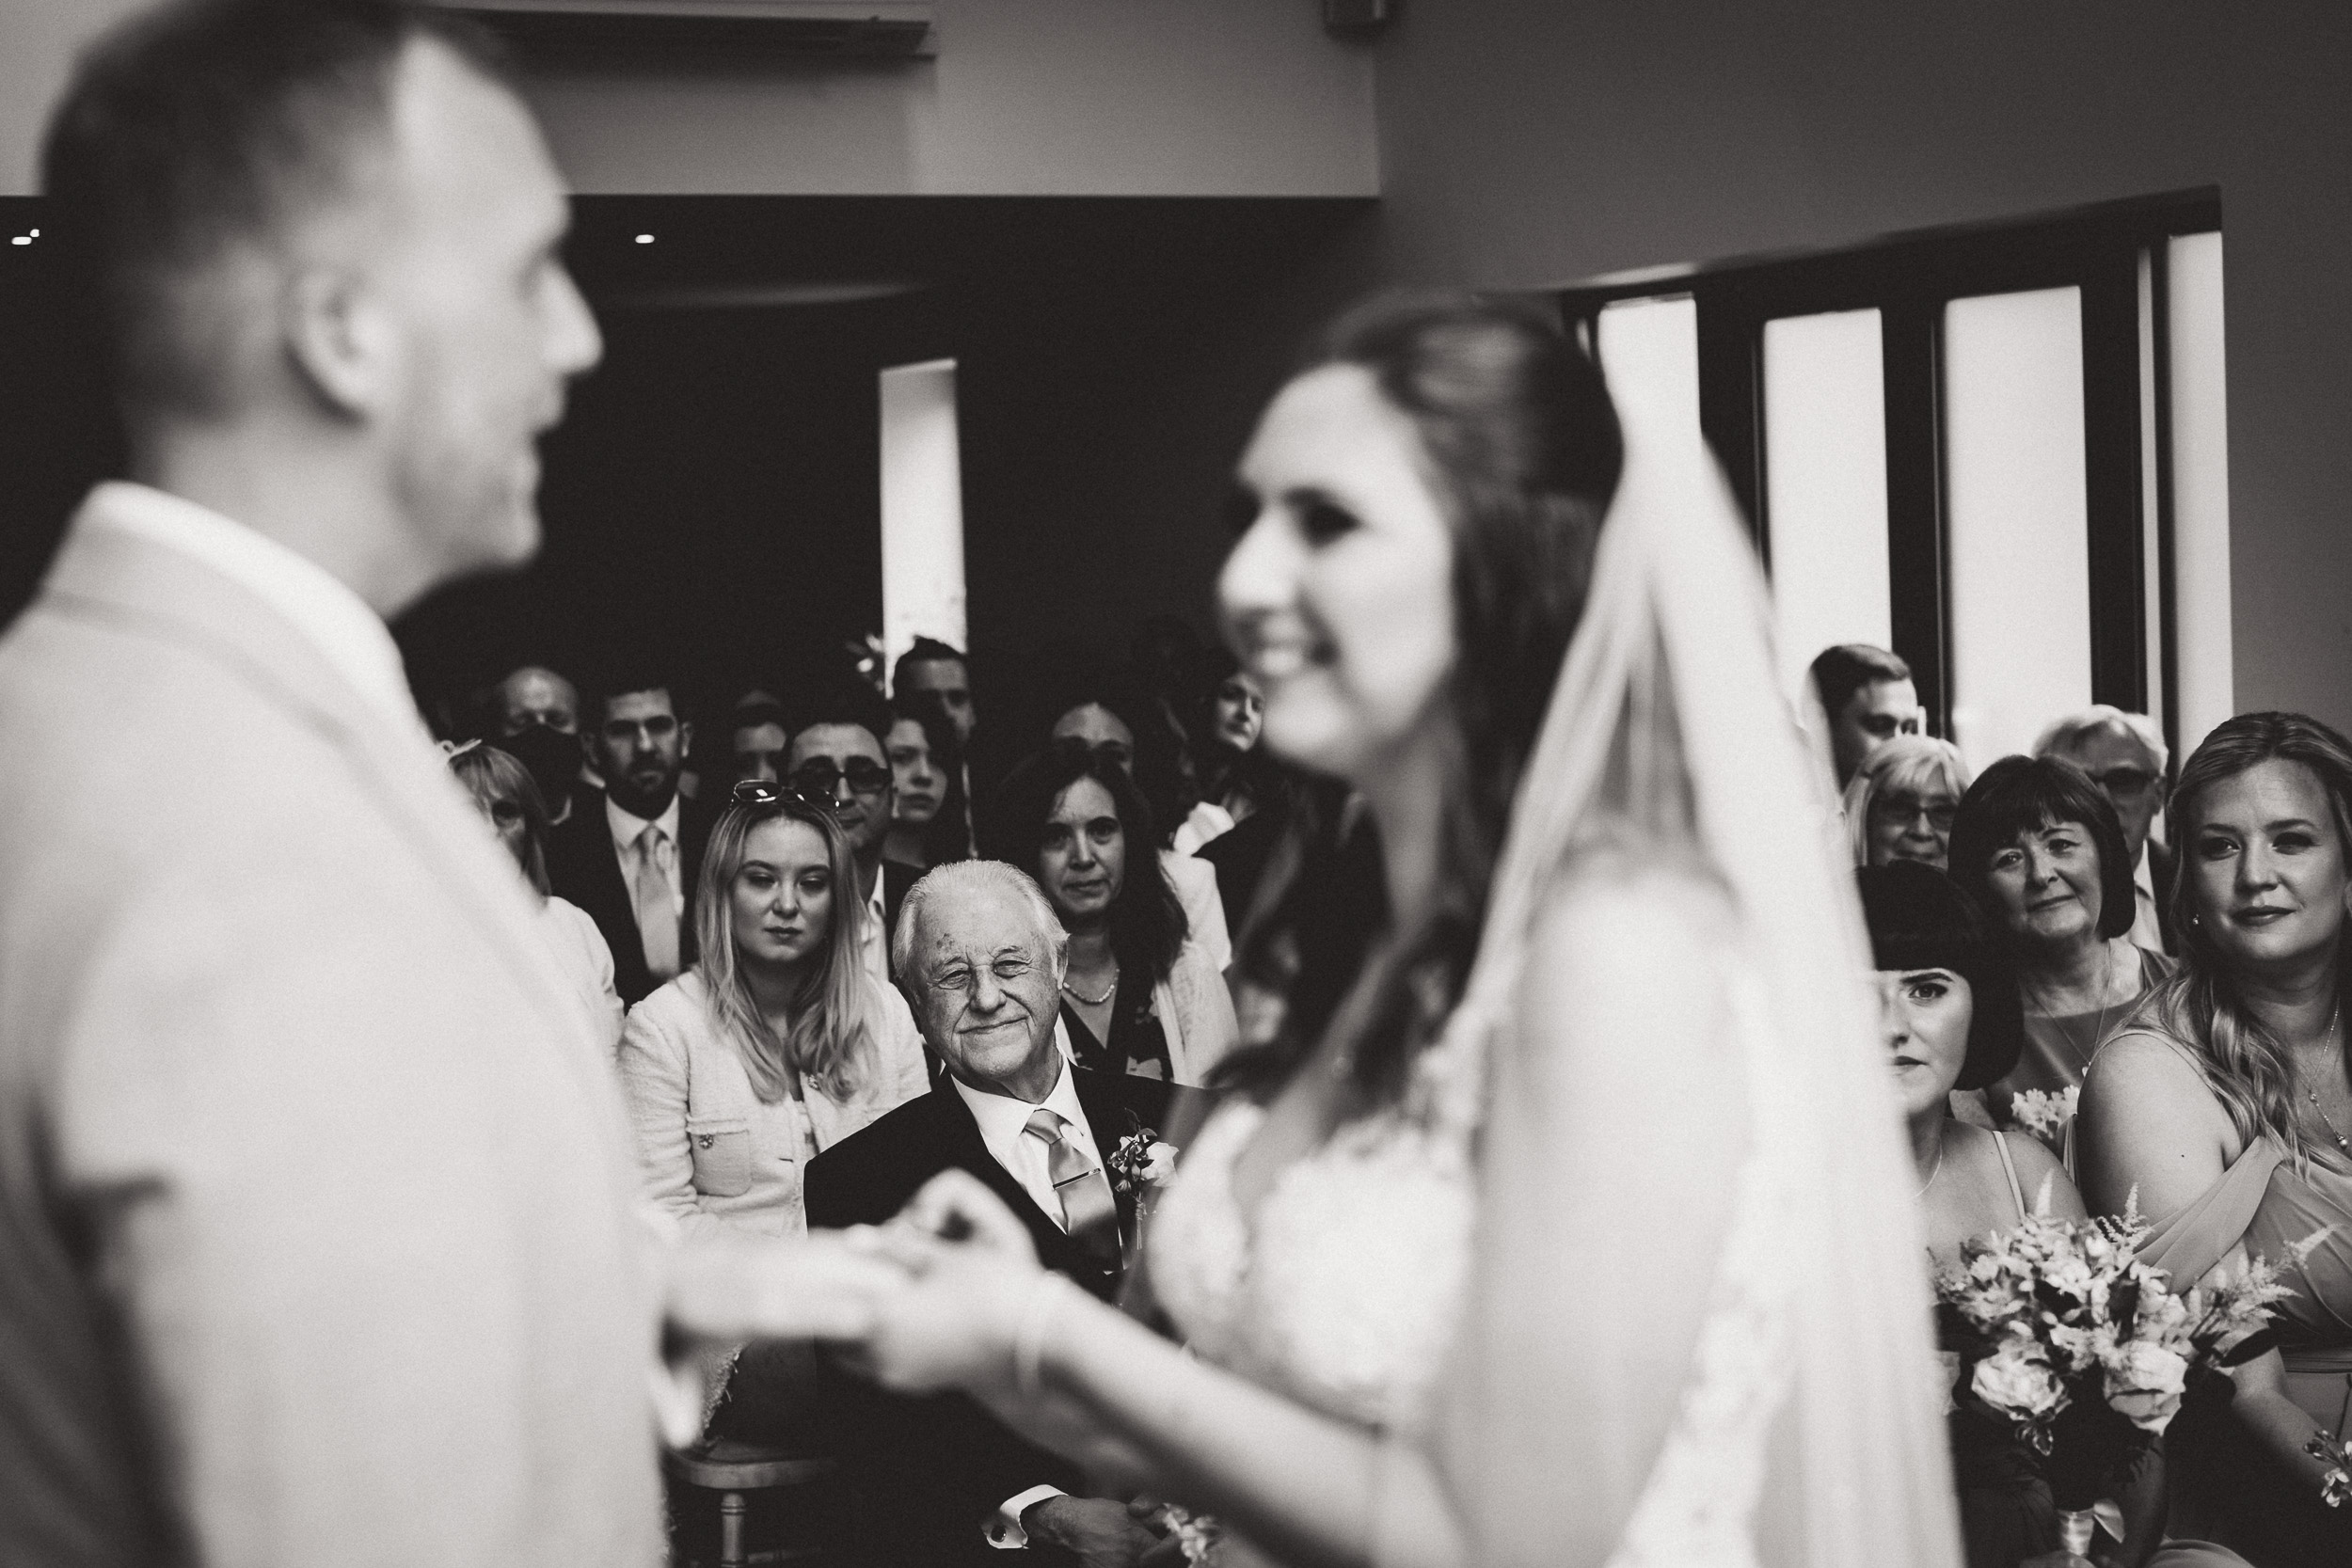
left=881, top=857, right=918, bottom=978
left=804, top=1066, right=1175, bottom=1565
left=545, top=787, right=715, bottom=1006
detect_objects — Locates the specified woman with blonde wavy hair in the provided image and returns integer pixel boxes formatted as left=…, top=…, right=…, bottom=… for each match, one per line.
left=618, top=779, right=930, bottom=1243
left=2078, top=712, right=2352, bottom=1565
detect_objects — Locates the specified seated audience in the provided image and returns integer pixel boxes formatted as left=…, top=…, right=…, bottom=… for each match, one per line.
left=1863, top=862, right=2231, bottom=1568
left=1177, top=650, right=1282, bottom=855
left=883, top=689, right=970, bottom=871
left=447, top=740, right=622, bottom=1050
left=2078, top=713, right=2352, bottom=1566
left=1811, top=641, right=1921, bottom=787
left=727, top=690, right=792, bottom=787
left=1949, top=754, right=2170, bottom=1139
left=788, top=682, right=915, bottom=987
left=617, top=781, right=928, bottom=1243
left=547, top=675, right=712, bottom=1005
left=488, top=663, right=587, bottom=824
left=1047, top=687, right=1232, bottom=972
left=803, top=861, right=1168, bottom=1567
left=1845, top=733, right=1972, bottom=871
left=983, top=739, right=1238, bottom=1085
left=2036, top=706, right=2177, bottom=956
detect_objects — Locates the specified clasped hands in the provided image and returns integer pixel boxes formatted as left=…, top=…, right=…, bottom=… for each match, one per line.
left=663, top=1169, right=1071, bottom=1415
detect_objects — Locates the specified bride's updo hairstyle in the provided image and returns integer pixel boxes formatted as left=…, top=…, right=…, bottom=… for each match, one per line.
left=1228, top=292, right=1624, bottom=1098
left=2138, top=712, right=2352, bottom=1164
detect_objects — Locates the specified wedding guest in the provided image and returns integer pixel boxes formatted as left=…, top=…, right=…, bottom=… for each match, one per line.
left=1863, top=862, right=2232, bottom=1568
left=2078, top=713, right=2352, bottom=1566
left=895, top=636, right=977, bottom=749
left=728, top=690, right=792, bottom=787
left=547, top=675, right=713, bottom=1005
left=803, top=861, right=1171, bottom=1566
left=1949, top=754, right=2169, bottom=1137
left=1175, top=650, right=1284, bottom=856
left=982, top=739, right=1239, bottom=1085
left=3, top=3, right=666, bottom=1557
left=491, top=663, right=587, bottom=824
left=883, top=689, right=969, bottom=871
left=788, top=684, right=914, bottom=987
left=2037, top=706, right=2176, bottom=956
left=449, top=739, right=622, bottom=1049
left=1845, top=734, right=1972, bottom=871
left=617, top=782, right=927, bottom=1242
left=1046, top=688, right=1232, bottom=973
left=1812, top=641, right=1921, bottom=787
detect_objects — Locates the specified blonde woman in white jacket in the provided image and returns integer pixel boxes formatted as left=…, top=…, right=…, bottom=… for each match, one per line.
left=619, top=781, right=928, bottom=1243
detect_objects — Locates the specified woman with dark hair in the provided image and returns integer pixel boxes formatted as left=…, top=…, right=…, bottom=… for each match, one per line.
left=1949, top=754, right=2172, bottom=1141
left=617, top=781, right=928, bottom=1242
left=448, top=739, right=622, bottom=1048
left=882, top=688, right=970, bottom=871
left=981, top=737, right=1237, bottom=1085
left=2077, top=713, right=2352, bottom=1565
left=818, top=293, right=1961, bottom=1565
left=1174, top=648, right=1285, bottom=856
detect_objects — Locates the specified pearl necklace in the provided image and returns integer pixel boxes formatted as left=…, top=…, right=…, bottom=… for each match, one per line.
left=1060, top=962, right=1118, bottom=1007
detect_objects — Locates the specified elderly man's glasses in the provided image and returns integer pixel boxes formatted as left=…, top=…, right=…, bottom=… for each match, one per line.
left=2085, top=766, right=2160, bottom=798
left=790, top=758, right=892, bottom=800
left=1872, top=794, right=1957, bottom=832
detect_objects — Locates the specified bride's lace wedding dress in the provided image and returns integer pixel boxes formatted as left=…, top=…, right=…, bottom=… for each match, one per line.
left=1150, top=946, right=1797, bottom=1567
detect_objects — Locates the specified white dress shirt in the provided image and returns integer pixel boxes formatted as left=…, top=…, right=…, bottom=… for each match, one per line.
left=604, top=792, right=686, bottom=920
left=84, top=482, right=420, bottom=733
left=2128, top=843, right=2165, bottom=956
left=946, top=1056, right=1102, bottom=1229
left=858, top=865, right=890, bottom=992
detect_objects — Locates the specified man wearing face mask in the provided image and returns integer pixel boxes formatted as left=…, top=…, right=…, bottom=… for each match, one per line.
left=548, top=676, right=715, bottom=1004
left=492, top=662, right=586, bottom=824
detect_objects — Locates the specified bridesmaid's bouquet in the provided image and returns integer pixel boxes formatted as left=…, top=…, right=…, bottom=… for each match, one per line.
left=1934, top=1189, right=2302, bottom=1511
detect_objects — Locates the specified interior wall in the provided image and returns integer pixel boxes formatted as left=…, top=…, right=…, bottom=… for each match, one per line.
left=1369, top=0, right=2352, bottom=740
left=0, top=0, right=1379, bottom=198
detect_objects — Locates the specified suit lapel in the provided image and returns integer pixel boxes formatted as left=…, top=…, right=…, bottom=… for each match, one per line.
left=930, top=1080, right=1073, bottom=1269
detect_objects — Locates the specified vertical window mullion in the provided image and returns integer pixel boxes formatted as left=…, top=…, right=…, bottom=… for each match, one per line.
left=2081, top=249, right=2148, bottom=714
left=1881, top=299, right=1949, bottom=735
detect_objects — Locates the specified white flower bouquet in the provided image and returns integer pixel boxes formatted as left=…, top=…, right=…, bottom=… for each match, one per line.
left=1934, top=1188, right=2305, bottom=1513
left=2009, top=1086, right=2079, bottom=1146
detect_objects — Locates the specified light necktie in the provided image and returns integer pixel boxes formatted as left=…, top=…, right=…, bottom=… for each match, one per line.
left=633, top=822, right=680, bottom=981
left=1024, top=1107, right=1120, bottom=1259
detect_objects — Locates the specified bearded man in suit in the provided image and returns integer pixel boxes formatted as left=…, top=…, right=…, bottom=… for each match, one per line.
left=804, top=861, right=1169, bottom=1567
left=0, top=4, right=890, bottom=1561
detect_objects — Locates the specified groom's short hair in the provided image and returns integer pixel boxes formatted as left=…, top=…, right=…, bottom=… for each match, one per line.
left=40, top=0, right=512, bottom=421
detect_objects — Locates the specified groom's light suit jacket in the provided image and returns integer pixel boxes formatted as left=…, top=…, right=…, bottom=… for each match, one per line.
left=0, top=488, right=662, bottom=1566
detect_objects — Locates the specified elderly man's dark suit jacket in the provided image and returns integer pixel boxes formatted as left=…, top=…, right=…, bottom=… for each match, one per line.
left=804, top=1066, right=1173, bottom=1565
left=545, top=786, right=714, bottom=1005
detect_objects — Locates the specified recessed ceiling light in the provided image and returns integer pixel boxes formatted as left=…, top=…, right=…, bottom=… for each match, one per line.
left=634, top=233, right=655, bottom=245
left=9, top=237, right=28, bottom=246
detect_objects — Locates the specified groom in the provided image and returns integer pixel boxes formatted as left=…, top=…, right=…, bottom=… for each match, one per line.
left=804, top=861, right=1170, bottom=1566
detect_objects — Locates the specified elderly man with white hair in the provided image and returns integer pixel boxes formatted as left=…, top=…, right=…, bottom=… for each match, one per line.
left=803, top=861, right=1173, bottom=1567
left=2034, top=705, right=2175, bottom=955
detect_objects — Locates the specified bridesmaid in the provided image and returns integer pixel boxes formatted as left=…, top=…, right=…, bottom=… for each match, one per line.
left=2078, top=713, right=2352, bottom=1567
left=1949, top=755, right=2172, bottom=1140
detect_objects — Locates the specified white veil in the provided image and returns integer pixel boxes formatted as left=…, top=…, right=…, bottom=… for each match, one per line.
left=1438, top=392, right=1963, bottom=1566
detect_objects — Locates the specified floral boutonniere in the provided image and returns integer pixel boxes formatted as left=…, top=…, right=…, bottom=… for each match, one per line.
left=1106, top=1112, right=1179, bottom=1195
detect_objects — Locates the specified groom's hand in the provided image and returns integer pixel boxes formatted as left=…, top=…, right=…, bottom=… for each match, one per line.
left=1021, top=1497, right=1163, bottom=1568
left=663, top=1228, right=906, bottom=1342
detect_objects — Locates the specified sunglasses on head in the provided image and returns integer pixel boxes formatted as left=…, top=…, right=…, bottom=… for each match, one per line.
left=789, top=758, right=893, bottom=799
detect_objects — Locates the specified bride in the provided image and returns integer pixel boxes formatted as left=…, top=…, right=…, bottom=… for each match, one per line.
left=831, top=293, right=1959, bottom=1567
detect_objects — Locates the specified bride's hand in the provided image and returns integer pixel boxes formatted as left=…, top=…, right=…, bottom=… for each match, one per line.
left=835, top=1174, right=1046, bottom=1394
left=662, top=1227, right=911, bottom=1343
left=895, top=1167, right=1042, bottom=1267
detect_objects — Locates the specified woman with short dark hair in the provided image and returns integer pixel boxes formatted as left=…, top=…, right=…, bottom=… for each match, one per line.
left=1948, top=753, right=2170, bottom=1141
left=982, top=736, right=1237, bottom=1085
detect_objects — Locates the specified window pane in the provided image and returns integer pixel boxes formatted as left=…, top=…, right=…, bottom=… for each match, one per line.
left=1762, top=309, right=1889, bottom=705
left=879, top=357, right=967, bottom=679
left=1944, top=286, right=2091, bottom=770
left=1596, top=295, right=1702, bottom=454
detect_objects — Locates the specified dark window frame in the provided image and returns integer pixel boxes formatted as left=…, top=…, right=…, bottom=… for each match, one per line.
left=1558, top=186, right=2220, bottom=758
